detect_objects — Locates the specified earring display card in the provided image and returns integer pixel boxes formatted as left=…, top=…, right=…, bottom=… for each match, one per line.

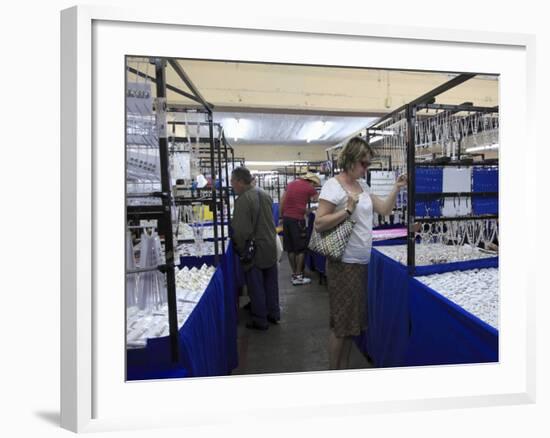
left=415, top=167, right=443, bottom=193
left=442, top=196, right=472, bottom=217
left=416, top=199, right=442, bottom=217
left=442, top=167, right=472, bottom=193
left=472, top=198, right=498, bottom=215
left=441, top=167, right=473, bottom=216
left=473, top=167, right=498, bottom=192
left=472, top=167, right=498, bottom=214
left=370, top=170, right=396, bottom=197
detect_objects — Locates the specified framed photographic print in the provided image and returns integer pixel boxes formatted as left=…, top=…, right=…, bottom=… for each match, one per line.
left=61, top=5, right=536, bottom=433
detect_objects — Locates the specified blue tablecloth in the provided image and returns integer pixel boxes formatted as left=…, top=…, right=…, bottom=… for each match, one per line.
left=232, top=248, right=246, bottom=290
left=404, top=277, right=499, bottom=366
left=304, top=213, right=325, bottom=274
left=126, top=340, right=189, bottom=380
left=356, top=244, right=499, bottom=368
left=272, top=203, right=279, bottom=225
left=306, top=250, right=327, bottom=274
left=128, top=246, right=239, bottom=380
left=220, top=246, right=240, bottom=371
left=355, top=248, right=411, bottom=367
left=179, top=254, right=216, bottom=269
left=178, top=264, right=237, bottom=376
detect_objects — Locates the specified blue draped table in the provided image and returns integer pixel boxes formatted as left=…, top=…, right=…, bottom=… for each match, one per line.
left=355, top=245, right=410, bottom=367
left=179, top=254, right=216, bottom=269
left=356, top=243, right=499, bottom=367
left=306, top=251, right=327, bottom=274
left=405, top=276, right=499, bottom=366
left=127, top=246, right=239, bottom=380
left=272, top=203, right=279, bottom=225
left=305, top=212, right=327, bottom=274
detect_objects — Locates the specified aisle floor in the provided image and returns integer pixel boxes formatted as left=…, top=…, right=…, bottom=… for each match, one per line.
left=232, top=253, right=372, bottom=376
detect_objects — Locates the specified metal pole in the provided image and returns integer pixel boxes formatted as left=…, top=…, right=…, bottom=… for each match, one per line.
left=127, top=66, right=201, bottom=104
left=406, top=104, right=417, bottom=276
left=223, top=136, right=231, bottom=232
left=168, top=59, right=214, bottom=111
left=277, top=173, right=281, bottom=203
left=208, top=112, right=220, bottom=265
left=216, top=135, right=225, bottom=254
left=154, top=58, right=180, bottom=363
left=230, top=147, right=236, bottom=208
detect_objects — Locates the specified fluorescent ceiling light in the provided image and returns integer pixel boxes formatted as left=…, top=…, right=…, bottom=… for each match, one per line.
left=465, top=144, right=499, bottom=152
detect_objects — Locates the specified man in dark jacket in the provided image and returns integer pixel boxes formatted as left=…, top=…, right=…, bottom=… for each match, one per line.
left=231, top=167, right=280, bottom=330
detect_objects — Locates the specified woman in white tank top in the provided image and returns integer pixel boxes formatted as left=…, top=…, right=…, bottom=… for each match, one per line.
left=315, top=137, right=406, bottom=370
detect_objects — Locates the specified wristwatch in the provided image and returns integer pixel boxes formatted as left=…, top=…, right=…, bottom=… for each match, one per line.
left=345, top=208, right=352, bottom=216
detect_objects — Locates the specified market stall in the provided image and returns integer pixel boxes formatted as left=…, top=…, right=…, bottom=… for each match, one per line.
left=356, top=242, right=498, bottom=367
left=127, top=246, right=239, bottom=380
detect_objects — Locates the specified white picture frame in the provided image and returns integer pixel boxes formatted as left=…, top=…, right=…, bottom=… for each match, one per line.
left=61, top=5, right=536, bottom=433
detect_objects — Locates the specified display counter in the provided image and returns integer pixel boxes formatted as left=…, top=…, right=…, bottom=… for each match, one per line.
left=356, top=242, right=499, bottom=367
left=127, top=246, right=239, bottom=380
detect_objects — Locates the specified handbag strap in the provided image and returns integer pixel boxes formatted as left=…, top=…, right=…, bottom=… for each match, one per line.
left=334, top=177, right=364, bottom=219
left=335, top=176, right=364, bottom=197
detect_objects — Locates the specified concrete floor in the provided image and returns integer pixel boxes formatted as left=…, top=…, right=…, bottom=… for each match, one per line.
left=232, top=254, right=372, bottom=376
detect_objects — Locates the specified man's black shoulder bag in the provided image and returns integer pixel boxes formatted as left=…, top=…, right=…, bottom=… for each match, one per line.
left=240, top=190, right=261, bottom=264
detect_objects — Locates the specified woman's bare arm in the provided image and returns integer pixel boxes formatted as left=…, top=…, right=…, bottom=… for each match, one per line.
left=370, top=174, right=407, bottom=216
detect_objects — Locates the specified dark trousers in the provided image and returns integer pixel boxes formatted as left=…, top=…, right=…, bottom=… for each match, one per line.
left=245, top=264, right=280, bottom=326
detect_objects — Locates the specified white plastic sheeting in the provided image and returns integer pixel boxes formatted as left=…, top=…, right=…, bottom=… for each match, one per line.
left=170, top=111, right=376, bottom=146
left=214, top=112, right=376, bottom=145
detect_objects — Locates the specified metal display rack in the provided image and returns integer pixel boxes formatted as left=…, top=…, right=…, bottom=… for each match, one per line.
left=166, top=123, right=234, bottom=253
left=252, top=171, right=284, bottom=202
left=264, top=160, right=329, bottom=198
left=365, top=73, right=499, bottom=275
left=125, top=57, right=229, bottom=363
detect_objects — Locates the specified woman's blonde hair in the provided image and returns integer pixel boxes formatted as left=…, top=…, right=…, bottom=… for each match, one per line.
left=337, top=136, right=373, bottom=172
